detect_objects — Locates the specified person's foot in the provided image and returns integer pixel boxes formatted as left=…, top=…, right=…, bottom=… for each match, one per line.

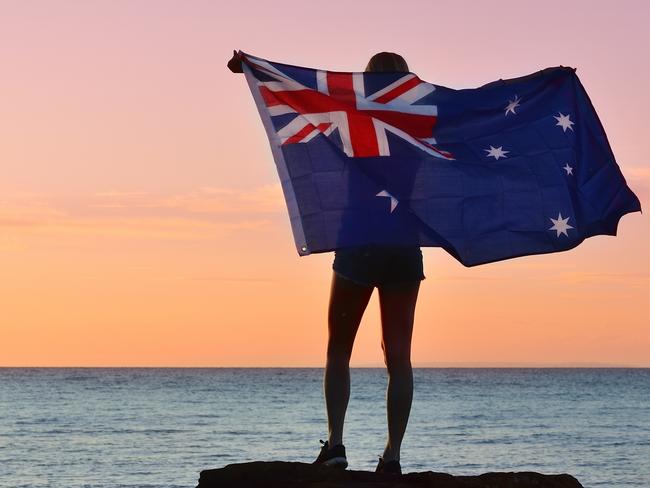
left=375, top=455, right=402, bottom=475
left=312, top=439, right=348, bottom=469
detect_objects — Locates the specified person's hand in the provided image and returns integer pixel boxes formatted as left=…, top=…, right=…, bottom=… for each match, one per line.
left=227, top=50, right=243, bottom=73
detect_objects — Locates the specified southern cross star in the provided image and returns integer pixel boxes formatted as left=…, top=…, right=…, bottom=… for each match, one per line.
left=563, top=164, right=574, bottom=175
left=376, top=190, right=399, bottom=213
left=549, top=212, right=574, bottom=237
left=485, top=145, right=509, bottom=160
left=505, top=95, right=521, bottom=116
left=554, top=112, right=575, bottom=132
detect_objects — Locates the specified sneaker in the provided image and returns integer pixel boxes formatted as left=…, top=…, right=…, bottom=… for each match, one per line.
left=312, top=439, right=348, bottom=468
left=375, top=455, right=401, bottom=475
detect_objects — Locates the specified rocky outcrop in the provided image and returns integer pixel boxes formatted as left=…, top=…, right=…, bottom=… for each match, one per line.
left=197, top=461, right=584, bottom=487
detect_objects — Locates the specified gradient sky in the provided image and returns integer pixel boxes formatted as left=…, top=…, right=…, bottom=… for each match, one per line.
left=1, top=0, right=648, bottom=367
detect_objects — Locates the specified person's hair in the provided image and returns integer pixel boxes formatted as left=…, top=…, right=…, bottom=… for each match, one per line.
left=365, top=52, right=409, bottom=73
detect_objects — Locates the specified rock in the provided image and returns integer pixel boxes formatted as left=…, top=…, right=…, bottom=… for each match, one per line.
left=197, top=461, right=584, bottom=487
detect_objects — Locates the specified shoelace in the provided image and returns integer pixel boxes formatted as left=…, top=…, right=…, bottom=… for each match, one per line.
left=318, top=439, right=334, bottom=456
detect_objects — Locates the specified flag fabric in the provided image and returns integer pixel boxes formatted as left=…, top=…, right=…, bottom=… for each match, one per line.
left=239, top=51, right=641, bottom=267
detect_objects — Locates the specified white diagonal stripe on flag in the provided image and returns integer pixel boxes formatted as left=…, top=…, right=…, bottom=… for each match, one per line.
left=366, top=74, right=417, bottom=101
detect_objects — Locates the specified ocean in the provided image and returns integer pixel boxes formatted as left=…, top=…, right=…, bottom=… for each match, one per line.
left=0, top=368, right=648, bottom=488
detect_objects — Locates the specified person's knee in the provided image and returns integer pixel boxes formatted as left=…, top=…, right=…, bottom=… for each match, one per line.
left=327, top=313, right=358, bottom=363
left=383, top=351, right=412, bottom=371
left=326, top=344, right=353, bottom=365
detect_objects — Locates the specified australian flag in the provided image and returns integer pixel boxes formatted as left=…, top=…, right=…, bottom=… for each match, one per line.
left=239, top=51, right=642, bottom=267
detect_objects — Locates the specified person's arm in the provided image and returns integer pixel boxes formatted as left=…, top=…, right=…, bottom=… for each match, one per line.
left=227, top=50, right=243, bottom=73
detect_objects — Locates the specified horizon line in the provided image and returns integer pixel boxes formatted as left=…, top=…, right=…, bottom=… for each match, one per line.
left=1, top=363, right=647, bottom=368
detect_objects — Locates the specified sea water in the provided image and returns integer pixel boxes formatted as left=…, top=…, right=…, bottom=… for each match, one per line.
left=0, top=368, right=648, bottom=487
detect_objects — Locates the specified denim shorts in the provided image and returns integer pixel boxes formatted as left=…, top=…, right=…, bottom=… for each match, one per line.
left=332, top=245, right=425, bottom=288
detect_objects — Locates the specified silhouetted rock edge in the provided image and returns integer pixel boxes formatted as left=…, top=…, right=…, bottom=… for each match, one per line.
left=197, top=460, right=584, bottom=487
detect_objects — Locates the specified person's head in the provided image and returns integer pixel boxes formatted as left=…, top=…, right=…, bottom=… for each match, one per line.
left=364, top=52, right=409, bottom=73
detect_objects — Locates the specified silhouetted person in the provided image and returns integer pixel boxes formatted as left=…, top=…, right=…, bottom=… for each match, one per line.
left=228, top=50, right=423, bottom=476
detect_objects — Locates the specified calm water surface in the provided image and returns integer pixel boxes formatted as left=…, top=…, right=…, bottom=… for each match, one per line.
left=0, top=368, right=648, bottom=487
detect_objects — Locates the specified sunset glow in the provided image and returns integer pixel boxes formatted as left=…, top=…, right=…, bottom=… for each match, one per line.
left=1, top=0, right=648, bottom=366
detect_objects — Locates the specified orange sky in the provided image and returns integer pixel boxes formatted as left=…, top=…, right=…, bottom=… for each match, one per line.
left=1, top=1, right=648, bottom=367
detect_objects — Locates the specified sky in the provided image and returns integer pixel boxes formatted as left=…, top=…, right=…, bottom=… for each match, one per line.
left=1, top=0, right=648, bottom=367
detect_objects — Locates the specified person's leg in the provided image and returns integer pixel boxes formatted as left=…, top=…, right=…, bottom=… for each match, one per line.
left=324, top=271, right=374, bottom=447
left=377, top=280, right=420, bottom=462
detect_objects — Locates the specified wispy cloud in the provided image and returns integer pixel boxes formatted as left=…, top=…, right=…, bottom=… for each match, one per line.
left=557, top=271, right=650, bottom=285
left=89, top=183, right=285, bottom=214
left=0, top=185, right=285, bottom=239
left=93, top=190, right=151, bottom=197
left=188, top=276, right=278, bottom=283
left=625, top=165, right=650, bottom=203
left=626, top=166, right=650, bottom=180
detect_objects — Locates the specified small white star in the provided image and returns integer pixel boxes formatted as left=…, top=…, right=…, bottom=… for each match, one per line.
left=376, top=190, right=398, bottom=213
left=549, top=212, right=574, bottom=237
left=554, top=112, right=575, bottom=132
left=505, top=95, right=521, bottom=116
left=563, top=164, right=574, bottom=175
left=485, top=145, right=509, bottom=160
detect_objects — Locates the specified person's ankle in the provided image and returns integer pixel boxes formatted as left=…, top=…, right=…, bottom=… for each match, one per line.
left=382, top=446, right=400, bottom=462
